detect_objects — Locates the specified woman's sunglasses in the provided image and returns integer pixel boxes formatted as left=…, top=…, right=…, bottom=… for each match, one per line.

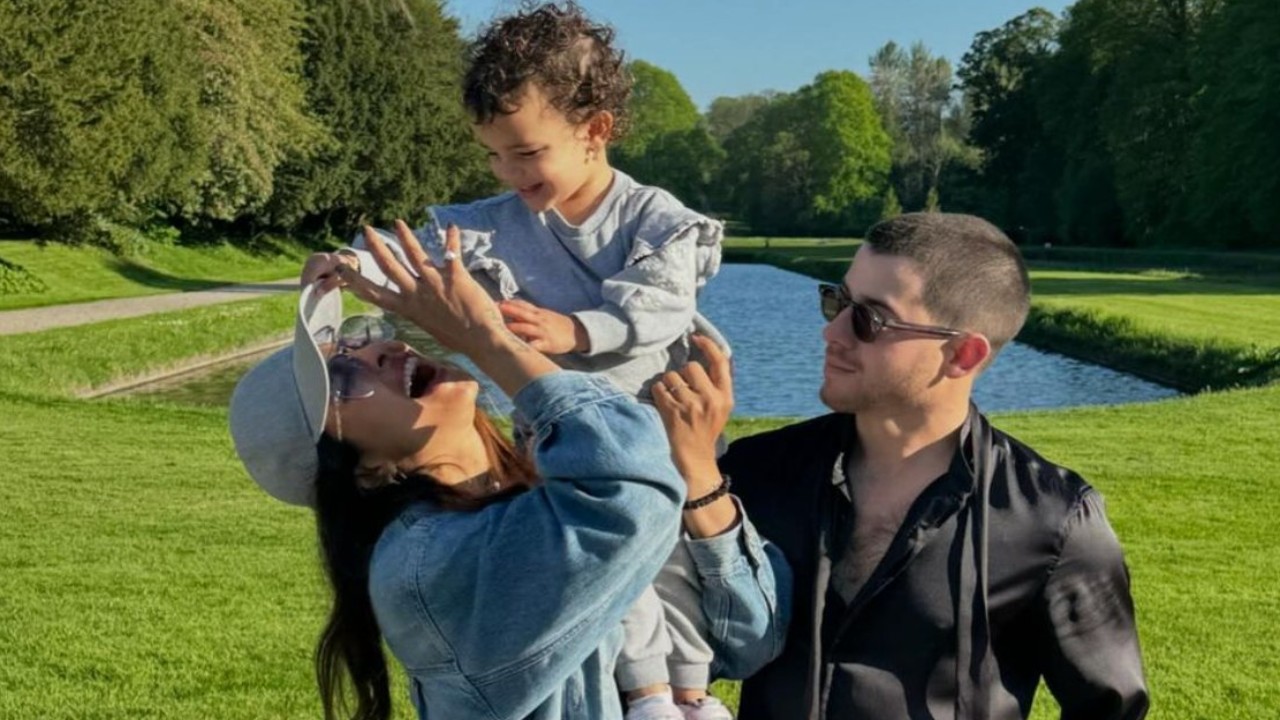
left=818, top=283, right=961, bottom=344
left=313, top=315, right=399, bottom=443
left=313, top=315, right=398, bottom=402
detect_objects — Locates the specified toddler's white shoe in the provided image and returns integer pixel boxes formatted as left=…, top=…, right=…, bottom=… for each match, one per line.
left=678, top=696, right=735, bottom=720
left=625, top=693, right=686, bottom=720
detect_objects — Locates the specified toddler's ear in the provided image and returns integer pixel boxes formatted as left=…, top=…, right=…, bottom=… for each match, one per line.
left=586, top=110, right=614, bottom=144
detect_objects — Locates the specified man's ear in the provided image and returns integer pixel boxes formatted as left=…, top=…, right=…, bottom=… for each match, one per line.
left=945, top=333, right=991, bottom=378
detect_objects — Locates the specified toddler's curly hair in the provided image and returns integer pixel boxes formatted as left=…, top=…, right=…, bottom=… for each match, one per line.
left=463, top=2, right=631, bottom=140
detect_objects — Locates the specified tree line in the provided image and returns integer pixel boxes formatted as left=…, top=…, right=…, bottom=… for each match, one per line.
left=0, top=0, right=492, bottom=244
left=618, top=0, right=1278, bottom=249
left=1, top=0, right=1275, bottom=250
left=956, top=0, right=1278, bottom=249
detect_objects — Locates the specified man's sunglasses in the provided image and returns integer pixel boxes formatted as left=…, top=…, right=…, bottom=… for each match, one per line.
left=818, top=283, right=961, bottom=344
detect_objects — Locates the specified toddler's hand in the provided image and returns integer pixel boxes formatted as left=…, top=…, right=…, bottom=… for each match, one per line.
left=300, top=251, right=358, bottom=293
left=498, top=299, right=589, bottom=355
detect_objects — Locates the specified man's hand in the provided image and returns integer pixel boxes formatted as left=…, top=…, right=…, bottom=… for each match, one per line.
left=498, top=299, right=590, bottom=355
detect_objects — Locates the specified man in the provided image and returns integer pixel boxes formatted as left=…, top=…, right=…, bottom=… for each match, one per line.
left=719, top=213, right=1149, bottom=719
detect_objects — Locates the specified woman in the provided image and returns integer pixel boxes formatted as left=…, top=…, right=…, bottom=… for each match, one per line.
left=228, top=222, right=788, bottom=720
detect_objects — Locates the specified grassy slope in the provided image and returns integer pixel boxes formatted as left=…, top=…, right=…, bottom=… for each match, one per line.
left=0, top=294, right=298, bottom=396
left=0, top=237, right=315, bottom=310
left=1030, top=269, right=1280, bottom=349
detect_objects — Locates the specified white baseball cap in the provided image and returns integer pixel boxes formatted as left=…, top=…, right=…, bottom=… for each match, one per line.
left=228, top=283, right=342, bottom=507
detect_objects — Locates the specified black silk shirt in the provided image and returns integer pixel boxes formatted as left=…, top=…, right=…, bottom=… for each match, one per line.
left=719, top=409, right=1149, bottom=720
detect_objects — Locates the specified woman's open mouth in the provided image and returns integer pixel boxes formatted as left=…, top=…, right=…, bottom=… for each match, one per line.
left=403, top=356, right=441, bottom=398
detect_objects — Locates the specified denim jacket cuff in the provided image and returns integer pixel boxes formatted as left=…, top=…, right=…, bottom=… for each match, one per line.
left=684, top=496, right=764, bottom=578
left=511, top=371, right=627, bottom=434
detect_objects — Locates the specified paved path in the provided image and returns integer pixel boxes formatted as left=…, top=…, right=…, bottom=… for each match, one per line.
left=0, top=279, right=296, bottom=335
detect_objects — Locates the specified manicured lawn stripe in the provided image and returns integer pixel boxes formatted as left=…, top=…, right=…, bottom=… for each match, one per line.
left=0, top=295, right=298, bottom=397
left=1030, top=270, right=1280, bottom=349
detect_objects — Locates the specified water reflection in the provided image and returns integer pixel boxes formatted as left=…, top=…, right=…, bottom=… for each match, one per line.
left=136, top=264, right=1180, bottom=417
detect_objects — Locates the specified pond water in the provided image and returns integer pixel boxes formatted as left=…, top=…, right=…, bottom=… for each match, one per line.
left=698, top=264, right=1180, bottom=416
left=136, top=264, right=1180, bottom=417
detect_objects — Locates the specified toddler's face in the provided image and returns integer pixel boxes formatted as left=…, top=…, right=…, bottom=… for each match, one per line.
left=473, top=83, right=611, bottom=224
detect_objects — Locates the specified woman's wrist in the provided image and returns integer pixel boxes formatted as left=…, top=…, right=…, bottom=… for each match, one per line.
left=679, top=468, right=739, bottom=538
left=464, top=326, right=559, bottom=398
left=684, top=474, right=731, bottom=510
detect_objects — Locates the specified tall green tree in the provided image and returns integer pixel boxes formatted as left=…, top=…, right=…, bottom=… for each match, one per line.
left=1085, top=0, right=1215, bottom=246
left=957, top=7, right=1062, bottom=240
left=174, top=0, right=326, bottom=224
left=1190, top=0, right=1275, bottom=249
left=0, top=0, right=203, bottom=235
left=612, top=61, right=718, bottom=209
left=1034, top=2, right=1124, bottom=246
left=704, top=92, right=777, bottom=144
left=269, top=0, right=487, bottom=230
left=619, top=127, right=724, bottom=211
left=723, top=71, right=891, bottom=235
left=614, top=60, right=700, bottom=159
left=869, top=41, right=966, bottom=211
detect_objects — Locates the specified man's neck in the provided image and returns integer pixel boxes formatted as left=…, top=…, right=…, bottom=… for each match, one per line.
left=852, top=400, right=969, bottom=483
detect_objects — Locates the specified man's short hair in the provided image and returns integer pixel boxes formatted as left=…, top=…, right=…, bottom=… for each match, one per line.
left=864, top=212, right=1030, bottom=352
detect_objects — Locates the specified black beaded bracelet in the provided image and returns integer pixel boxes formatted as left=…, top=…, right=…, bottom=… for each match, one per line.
left=684, top=474, right=731, bottom=510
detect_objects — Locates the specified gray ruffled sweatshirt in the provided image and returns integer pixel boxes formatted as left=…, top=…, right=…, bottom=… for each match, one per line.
left=349, top=170, right=730, bottom=401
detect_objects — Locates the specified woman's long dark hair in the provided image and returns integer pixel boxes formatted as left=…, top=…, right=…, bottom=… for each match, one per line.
left=312, top=411, right=536, bottom=720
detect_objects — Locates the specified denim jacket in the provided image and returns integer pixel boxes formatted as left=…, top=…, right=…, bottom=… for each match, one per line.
left=367, top=372, right=790, bottom=719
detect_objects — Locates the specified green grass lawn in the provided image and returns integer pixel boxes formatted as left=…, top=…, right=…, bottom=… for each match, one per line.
left=1, top=237, right=1278, bottom=718
left=1029, top=269, right=1280, bottom=349
left=2, top=386, right=1276, bottom=718
left=0, top=294, right=298, bottom=397
left=0, top=236, right=316, bottom=310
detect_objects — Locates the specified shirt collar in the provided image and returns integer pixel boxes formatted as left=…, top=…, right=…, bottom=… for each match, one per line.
left=830, top=403, right=983, bottom=503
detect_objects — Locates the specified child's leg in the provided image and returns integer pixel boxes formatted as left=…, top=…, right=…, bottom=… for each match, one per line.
left=651, top=541, right=714, bottom=697
left=653, top=543, right=736, bottom=719
left=654, top=428, right=729, bottom=695
left=617, top=585, right=673, bottom=698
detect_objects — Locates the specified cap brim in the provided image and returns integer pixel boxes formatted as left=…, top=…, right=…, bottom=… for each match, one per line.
left=294, top=283, right=342, bottom=441
left=227, top=283, right=345, bottom=508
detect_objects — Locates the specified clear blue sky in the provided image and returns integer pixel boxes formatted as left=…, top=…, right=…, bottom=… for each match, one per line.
left=444, top=1, right=1074, bottom=110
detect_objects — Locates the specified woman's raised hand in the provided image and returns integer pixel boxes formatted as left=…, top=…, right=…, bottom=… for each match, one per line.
left=341, top=220, right=503, bottom=354
left=339, top=220, right=558, bottom=394
left=652, top=335, right=738, bottom=536
left=652, top=335, right=733, bottom=477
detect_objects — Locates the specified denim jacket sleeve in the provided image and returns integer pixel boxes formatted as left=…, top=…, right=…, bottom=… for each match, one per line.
left=403, top=372, right=685, bottom=717
left=684, top=496, right=793, bottom=680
